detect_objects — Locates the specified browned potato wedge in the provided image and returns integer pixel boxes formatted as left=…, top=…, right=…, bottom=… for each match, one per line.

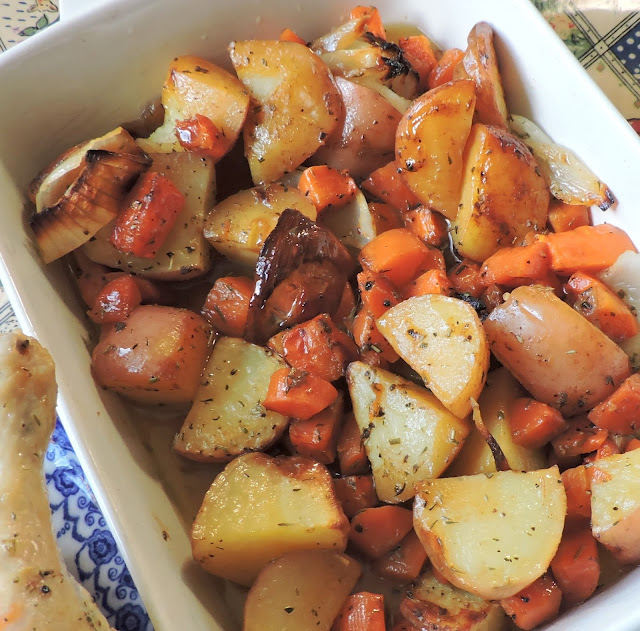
left=377, top=294, right=489, bottom=419
left=591, top=448, right=640, bottom=564
left=81, top=152, right=215, bottom=279
left=310, top=77, right=401, bottom=180
left=400, top=569, right=509, bottom=631
left=191, top=453, right=349, bottom=586
left=446, top=368, right=546, bottom=476
left=463, top=22, right=508, bottom=128
left=92, top=305, right=212, bottom=405
left=484, top=285, right=632, bottom=416
left=137, top=55, right=250, bottom=159
left=346, top=361, right=470, bottom=503
left=451, top=123, right=550, bottom=261
left=174, top=337, right=288, bottom=462
left=395, top=79, right=476, bottom=219
left=414, top=466, right=566, bottom=600
left=203, top=182, right=317, bottom=270
left=229, top=40, right=343, bottom=185
left=244, top=550, right=360, bottom=631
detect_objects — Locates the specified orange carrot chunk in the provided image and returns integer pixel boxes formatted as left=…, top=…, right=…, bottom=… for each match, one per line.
left=481, top=242, right=551, bottom=287
left=263, top=368, right=338, bottom=420
left=175, top=113, right=227, bottom=160
left=298, top=165, right=358, bottom=213
left=358, top=270, right=401, bottom=318
left=202, top=275, right=254, bottom=337
left=268, top=314, right=358, bottom=382
left=349, top=5, right=386, bottom=38
left=398, top=35, right=438, bottom=92
left=349, top=506, right=414, bottom=559
left=428, top=48, right=465, bottom=89
left=509, top=397, right=567, bottom=449
left=369, top=202, right=404, bottom=234
left=551, top=415, right=609, bottom=459
left=625, top=437, right=640, bottom=452
left=448, top=261, right=484, bottom=298
left=541, top=224, right=637, bottom=275
left=588, top=374, right=640, bottom=435
left=289, top=395, right=343, bottom=464
left=337, top=412, right=370, bottom=476
left=279, top=27, right=306, bottom=45
left=403, top=207, right=449, bottom=248
left=359, top=228, right=431, bottom=289
left=332, top=592, right=386, bottom=631
left=562, top=465, right=591, bottom=522
left=500, top=574, right=562, bottom=631
left=547, top=200, right=591, bottom=233
left=550, top=524, right=600, bottom=606
left=404, top=268, right=451, bottom=299
left=333, top=475, right=378, bottom=519
left=111, top=171, right=185, bottom=258
left=88, top=275, right=142, bottom=324
left=583, top=437, right=621, bottom=466
left=361, top=162, right=421, bottom=213
left=565, top=272, right=639, bottom=343
left=352, top=307, right=398, bottom=363
left=372, top=530, right=428, bottom=583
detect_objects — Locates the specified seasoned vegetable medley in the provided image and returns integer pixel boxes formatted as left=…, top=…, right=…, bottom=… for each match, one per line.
left=28, top=5, right=640, bottom=630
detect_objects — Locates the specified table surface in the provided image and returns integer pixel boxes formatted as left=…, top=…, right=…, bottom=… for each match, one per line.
left=0, top=1, right=638, bottom=629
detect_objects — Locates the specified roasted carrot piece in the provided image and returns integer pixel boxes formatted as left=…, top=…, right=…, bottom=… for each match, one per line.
left=263, top=368, right=338, bottom=420
left=175, top=113, right=227, bottom=160
left=588, top=374, right=640, bottom=434
left=403, top=207, right=449, bottom=247
left=547, top=200, right=591, bottom=233
left=583, top=437, right=621, bottom=465
left=448, top=260, right=484, bottom=298
left=88, top=275, right=142, bottom=324
left=398, top=35, right=438, bottom=92
left=625, top=437, right=640, bottom=452
left=372, top=530, right=428, bottom=582
left=550, top=524, right=600, bottom=606
left=111, top=171, right=185, bottom=258
left=359, top=228, right=431, bottom=289
left=540, top=224, right=637, bottom=275
left=333, top=475, right=378, bottom=519
left=369, top=202, right=404, bottom=234
left=500, top=575, right=562, bottom=631
left=349, top=506, right=414, bottom=559
left=337, top=412, right=370, bottom=476
left=562, top=465, right=591, bottom=522
left=404, top=268, right=451, bottom=299
left=349, top=5, right=386, bottom=38
left=551, top=415, right=608, bottom=459
left=332, top=592, right=386, bottom=631
left=279, top=27, right=306, bottom=45
left=361, top=162, right=421, bottom=213
left=202, top=275, right=254, bottom=337
left=509, top=397, right=567, bottom=449
left=481, top=283, right=504, bottom=313
left=565, top=272, right=639, bottom=343
left=480, top=242, right=551, bottom=287
left=298, top=165, right=358, bottom=213
left=289, top=394, right=343, bottom=464
left=428, top=48, right=465, bottom=89
left=352, top=307, right=398, bottom=363
left=267, top=314, right=358, bottom=382
left=358, top=270, right=401, bottom=318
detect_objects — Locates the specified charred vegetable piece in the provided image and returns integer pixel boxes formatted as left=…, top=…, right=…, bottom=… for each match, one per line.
left=245, top=209, right=354, bottom=344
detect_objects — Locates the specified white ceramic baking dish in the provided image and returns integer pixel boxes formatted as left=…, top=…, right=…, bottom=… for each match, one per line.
left=0, top=0, right=639, bottom=629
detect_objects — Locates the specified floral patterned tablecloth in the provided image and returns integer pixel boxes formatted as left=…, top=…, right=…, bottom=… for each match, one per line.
left=0, top=0, right=638, bottom=628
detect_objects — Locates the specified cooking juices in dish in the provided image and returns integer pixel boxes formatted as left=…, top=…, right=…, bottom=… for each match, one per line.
left=25, top=5, right=640, bottom=630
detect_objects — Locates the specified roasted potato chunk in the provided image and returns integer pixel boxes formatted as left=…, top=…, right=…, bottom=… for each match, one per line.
left=347, top=361, right=470, bottom=503
left=414, top=466, right=566, bottom=600
left=395, top=79, right=476, bottom=219
left=191, top=453, right=349, bottom=585
left=451, top=123, right=550, bottom=262
left=174, top=337, right=288, bottom=462
left=229, top=40, right=343, bottom=185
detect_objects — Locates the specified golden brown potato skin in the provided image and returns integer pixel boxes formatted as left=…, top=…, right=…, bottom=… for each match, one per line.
left=484, top=285, right=631, bottom=416
left=452, top=123, right=550, bottom=262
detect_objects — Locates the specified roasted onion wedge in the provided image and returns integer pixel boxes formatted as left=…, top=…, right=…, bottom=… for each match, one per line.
left=510, top=114, right=615, bottom=210
left=30, top=150, right=151, bottom=264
